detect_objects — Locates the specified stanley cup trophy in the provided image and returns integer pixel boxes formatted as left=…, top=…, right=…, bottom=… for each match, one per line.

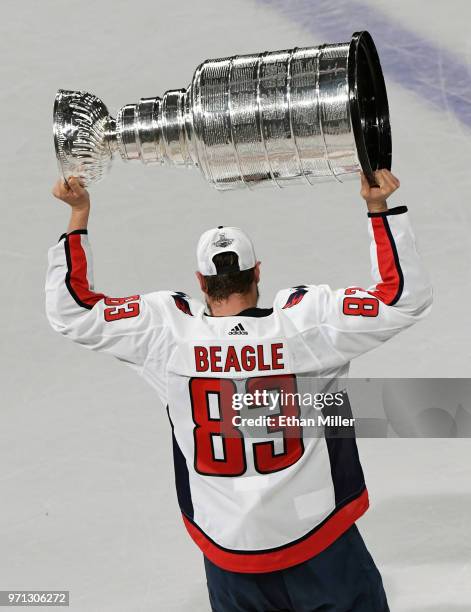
left=53, top=31, right=391, bottom=191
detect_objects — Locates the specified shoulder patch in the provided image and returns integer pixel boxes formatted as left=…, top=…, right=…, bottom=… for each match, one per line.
left=172, top=291, right=193, bottom=316
left=282, top=286, right=308, bottom=309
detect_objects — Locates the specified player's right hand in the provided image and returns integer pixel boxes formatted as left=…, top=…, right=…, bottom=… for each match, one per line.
left=360, top=169, right=400, bottom=206
left=52, top=176, right=90, bottom=210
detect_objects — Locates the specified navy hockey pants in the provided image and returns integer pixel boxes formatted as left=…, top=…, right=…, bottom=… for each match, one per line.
left=204, top=524, right=389, bottom=612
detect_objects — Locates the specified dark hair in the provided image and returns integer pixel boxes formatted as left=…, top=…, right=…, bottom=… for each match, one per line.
left=204, top=252, right=255, bottom=301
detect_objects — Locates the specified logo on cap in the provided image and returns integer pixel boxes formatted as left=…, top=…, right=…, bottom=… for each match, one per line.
left=213, top=233, right=234, bottom=248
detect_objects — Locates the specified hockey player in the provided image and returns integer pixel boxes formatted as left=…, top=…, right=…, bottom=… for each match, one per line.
left=46, top=170, right=432, bottom=611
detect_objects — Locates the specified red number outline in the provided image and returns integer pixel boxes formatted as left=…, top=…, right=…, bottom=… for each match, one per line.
left=104, top=295, right=140, bottom=322
left=189, top=375, right=305, bottom=477
left=342, top=288, right=379, bottom=317
left=189, top=378, right=246, bottom=477
left=247, top=374, right=304, bottom=474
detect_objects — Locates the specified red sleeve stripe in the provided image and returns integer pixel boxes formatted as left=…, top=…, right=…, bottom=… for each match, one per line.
left=182, top=488, right=369, bottom=573
left=64, top=233, right=105, bottom=310
left=368, top=216, right=404, bottom=306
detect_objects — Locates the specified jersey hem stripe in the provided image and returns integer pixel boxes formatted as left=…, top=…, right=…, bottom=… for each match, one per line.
left=181, top=488, right=369, bottom=573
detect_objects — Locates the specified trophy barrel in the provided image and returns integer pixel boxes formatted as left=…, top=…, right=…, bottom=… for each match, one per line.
left=190, top=31, right=391, bottom=190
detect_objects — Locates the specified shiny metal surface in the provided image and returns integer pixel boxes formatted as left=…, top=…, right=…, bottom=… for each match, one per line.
left=53, top=90, right=117, bottom=184
left=53, top=32, right=390, bottom=190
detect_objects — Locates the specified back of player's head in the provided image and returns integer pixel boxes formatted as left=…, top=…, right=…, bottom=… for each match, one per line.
left=205, top=251, right=255, bottom=301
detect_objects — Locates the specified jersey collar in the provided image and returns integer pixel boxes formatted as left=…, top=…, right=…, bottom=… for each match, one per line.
left=204, top=307, right=273, bottom=318
left=234, top=307, right=273, bottom=317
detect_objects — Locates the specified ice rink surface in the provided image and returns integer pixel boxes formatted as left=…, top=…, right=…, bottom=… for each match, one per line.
left=1, top=0, right=470, bottom=610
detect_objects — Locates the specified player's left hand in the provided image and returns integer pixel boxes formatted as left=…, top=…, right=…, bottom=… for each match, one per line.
left=360, top=169, right=400, bottom=211
left=52, top=176, right=90, bottom=210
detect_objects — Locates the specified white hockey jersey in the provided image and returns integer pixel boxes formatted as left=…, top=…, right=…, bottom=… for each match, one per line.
left=45, top=206, right=432, bottom=572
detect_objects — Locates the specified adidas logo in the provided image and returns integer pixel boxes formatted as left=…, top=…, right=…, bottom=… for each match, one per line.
left=228, top=323, right=248, bottom=335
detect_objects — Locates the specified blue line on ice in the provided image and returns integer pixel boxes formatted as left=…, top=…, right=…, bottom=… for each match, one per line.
left=259, top=0, right=471, bottom=128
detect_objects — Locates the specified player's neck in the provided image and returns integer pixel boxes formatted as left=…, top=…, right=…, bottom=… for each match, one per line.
left=207, top=293, right=258, bottom=317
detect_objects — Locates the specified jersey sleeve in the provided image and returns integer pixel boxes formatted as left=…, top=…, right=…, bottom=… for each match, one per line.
left=277, top=206, right=433, bottom=368
left=45, top=230, right=165, bottom=370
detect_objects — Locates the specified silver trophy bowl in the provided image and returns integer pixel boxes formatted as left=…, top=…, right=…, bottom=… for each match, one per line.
left=53, top=31, right=391, bottom=190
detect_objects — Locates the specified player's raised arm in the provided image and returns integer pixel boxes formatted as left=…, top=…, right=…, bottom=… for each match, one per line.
left=312, top=169, right=433, bottom=365
left=276, top=170, right=433, bottom=368
left=45, top=178, right=164, bottom=369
